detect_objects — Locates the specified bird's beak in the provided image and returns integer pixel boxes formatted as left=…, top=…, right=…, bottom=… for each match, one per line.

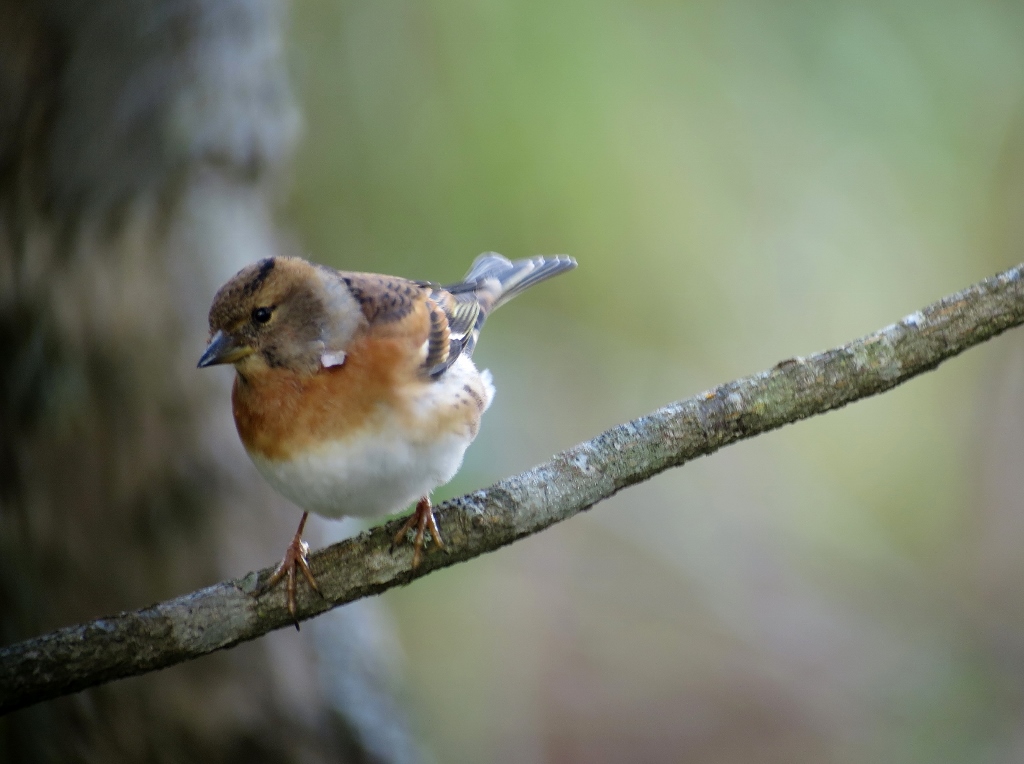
left=197, top=330, right=253, bottom=368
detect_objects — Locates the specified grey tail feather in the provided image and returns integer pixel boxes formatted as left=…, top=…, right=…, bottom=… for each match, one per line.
left=458, top=252, right=577, bottom=314
left=433, top=252, right=575, bottom=364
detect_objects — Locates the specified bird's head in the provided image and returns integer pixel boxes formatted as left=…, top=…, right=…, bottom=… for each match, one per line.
left=198, top=257, right=363, bottom=375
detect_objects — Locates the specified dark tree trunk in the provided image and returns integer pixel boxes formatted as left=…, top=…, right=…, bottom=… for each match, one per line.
left=0, top=2, right=420, bottom=761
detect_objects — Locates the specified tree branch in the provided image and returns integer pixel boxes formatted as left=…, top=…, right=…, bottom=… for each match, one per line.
left=4, top=263, right=1024, bottom=715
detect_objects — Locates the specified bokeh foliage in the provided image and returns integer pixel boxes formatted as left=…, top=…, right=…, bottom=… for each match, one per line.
left=285, top=1, right=1024, bottom=761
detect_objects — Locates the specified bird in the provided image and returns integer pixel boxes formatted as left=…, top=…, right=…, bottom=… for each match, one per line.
left=198, top=252, right=576, bottom=620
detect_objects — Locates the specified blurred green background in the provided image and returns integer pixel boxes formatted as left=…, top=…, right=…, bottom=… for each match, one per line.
left=284, top=1, right=1024, bottom=761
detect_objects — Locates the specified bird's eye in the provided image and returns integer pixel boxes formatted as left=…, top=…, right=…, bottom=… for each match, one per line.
left=252, top=306, right=273, bottom=324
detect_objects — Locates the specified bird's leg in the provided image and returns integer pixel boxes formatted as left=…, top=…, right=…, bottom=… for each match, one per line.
left=392, top=496, right=444, bottom=568
left=256, top=511, right=322, bottom=627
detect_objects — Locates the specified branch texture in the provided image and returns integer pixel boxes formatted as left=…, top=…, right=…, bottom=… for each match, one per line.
left=4, top=263, right=1024, bottom=714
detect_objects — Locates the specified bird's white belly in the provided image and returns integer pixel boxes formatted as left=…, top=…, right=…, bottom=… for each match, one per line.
left=247, top=358, right=494, bottom=519
left=248, top=424, right=475, bottom=519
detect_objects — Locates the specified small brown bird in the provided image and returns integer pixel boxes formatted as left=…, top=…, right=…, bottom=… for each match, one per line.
left=199, top=252, right=576, bottom=618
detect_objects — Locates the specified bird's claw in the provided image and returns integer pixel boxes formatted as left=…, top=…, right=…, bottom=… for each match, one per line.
left=392, top=497, right=444, bottom=568
left=254, top=513, right=322, bottom=629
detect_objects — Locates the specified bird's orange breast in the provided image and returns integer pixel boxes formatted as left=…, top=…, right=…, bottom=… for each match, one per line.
left=232, top=333, right=419, bottom=461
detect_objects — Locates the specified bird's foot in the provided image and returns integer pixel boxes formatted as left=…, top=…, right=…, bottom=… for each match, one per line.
left=255, top=512, right=322, bottom=629
left=392, top=497, right=444, bottom=568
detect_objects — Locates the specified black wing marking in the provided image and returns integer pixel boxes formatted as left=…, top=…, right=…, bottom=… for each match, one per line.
left=423, top=300, right=451, bottom=375
left=423, top=289, right=482, bottom=378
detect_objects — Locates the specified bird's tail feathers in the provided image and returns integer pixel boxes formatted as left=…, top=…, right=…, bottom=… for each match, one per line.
left=459, top=252, right=576, bottom=315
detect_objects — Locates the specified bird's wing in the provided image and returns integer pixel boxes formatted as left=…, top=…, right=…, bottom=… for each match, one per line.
left=337, top=253, right=575, bottom=380
left=335, top=271, right=471, bottom=379
left=421, top=287, right=482, bottom=378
